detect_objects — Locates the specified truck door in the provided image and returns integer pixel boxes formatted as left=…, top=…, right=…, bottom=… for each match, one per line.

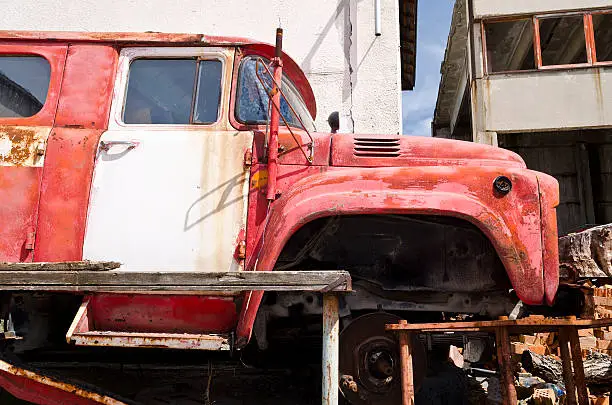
left=0, top=44, right=67, bottom=262
left=83, top=47, right=252, bottom=271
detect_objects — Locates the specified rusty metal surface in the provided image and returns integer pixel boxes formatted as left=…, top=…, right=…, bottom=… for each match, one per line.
left=87, top=294, right=237, bottom=333
left=70, top=332, right=231, bottom=351
left=238, top=160, right=559, bottom=342
left=339, top=313, right=425, bottom=405
left=35, top=44, right=118, bottom=261
left=0, top=358, right=128, bottom=405
left=321, top=294, right=339, bottom=405
left=0, top=126, right=50, bottom=167
left=83, top=47, right=252, bottom=272
left=537, top=172, right=560, bottom=305
left=65, top=295, right=233, bottom=350
left=330, top=133, right=526, bottom=168
left=34, top=128, right=106, bottom=261
left=54, top=45, right=118, bottom=129
left=263, top=166, right=546, bottom=298
left=0, top=30, right=249, bottom=45
left=0, top=167, right=41, bottom=262
left=0, top=44, right=67, bottom=262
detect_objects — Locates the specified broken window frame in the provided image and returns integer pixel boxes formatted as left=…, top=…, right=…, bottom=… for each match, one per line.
left=482, top=9, right=612, bottom=75
left=534, top=13, right=593, bottom=70
left=591, top=9, right=612, bottom=65
left=481, top=17, right=538, bottom=74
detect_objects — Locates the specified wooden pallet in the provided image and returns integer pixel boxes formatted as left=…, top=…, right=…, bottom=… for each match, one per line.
left=386, top=316, right=612, bottom=405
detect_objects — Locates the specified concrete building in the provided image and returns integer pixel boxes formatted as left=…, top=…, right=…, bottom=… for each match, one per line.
left=434, top=0, right=612, bottom=235
left=1, top=0, right=417, bottom=135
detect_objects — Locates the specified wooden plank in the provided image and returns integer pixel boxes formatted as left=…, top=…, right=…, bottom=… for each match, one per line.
left=559, top=328, right=578, bottom=405
left=495, top=327, right=517, bottom=405
left=0, top=261, right=120, bottom=272
left=0, top=270, right=352, bottom=293
left=386, top=316, right=612, bottom=332
left=567, top=327, right=590, bottom=405
left=398, top=325, right=415, bottom=405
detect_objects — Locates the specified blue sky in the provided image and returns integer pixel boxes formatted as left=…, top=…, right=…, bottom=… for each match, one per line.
left=402, top=0, right=455, bottom=136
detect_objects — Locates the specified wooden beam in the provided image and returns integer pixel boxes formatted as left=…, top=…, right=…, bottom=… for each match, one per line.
left=0, top=270, right=352, bottom=293
left=0, top=261, right=120, bottom=272
left=495, top=326, right=518, bottom=405
left=386, top=315, right=612, bottom=333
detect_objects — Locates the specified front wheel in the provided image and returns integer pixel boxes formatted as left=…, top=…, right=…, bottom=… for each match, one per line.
left=339, top=312, right=427, bottom=405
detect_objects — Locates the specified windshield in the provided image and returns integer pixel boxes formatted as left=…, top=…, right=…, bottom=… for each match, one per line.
left=236, top=56, right=315, bottom=132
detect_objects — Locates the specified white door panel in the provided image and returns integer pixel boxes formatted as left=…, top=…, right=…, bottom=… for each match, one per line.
left=83, top=129, right=253, bottom=271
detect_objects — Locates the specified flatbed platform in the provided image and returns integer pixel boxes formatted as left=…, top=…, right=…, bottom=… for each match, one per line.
left=0, top=263, right=351, bottom=293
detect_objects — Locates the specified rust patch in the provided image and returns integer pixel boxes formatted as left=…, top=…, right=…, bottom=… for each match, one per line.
left=0, top=126, right=49, bottom=167
left=593, top=68, right=605, bottom=120
left=2, top=361, right=127, bottom=404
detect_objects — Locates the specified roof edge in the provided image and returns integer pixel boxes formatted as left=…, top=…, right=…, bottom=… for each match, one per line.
left=0, top=30, right=259, bottom=45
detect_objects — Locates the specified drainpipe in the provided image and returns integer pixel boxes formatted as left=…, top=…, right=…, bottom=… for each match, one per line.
left=375, top=0, right=381, bottom=36
left=267, top=28, right=283, bottom=201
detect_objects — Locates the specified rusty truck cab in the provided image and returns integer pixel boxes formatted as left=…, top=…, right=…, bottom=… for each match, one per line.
left=0, top=31, right=560, bottom=405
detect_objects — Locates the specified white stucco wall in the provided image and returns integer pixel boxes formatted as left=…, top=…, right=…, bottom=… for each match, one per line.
left=0, top=0, right=402, bottom=134
left=475, top=68, right=612, bottom=133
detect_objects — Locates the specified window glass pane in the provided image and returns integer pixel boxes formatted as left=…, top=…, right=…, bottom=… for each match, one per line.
left=236, top=57, right=315, bottom=132
left=539, top=16, right=587, bottom=66
left=193, top=60, right=222, bottom=124
left=485, top=19, right=535, bottom=73
left=593, top=13, right=612, bottom=62
left=124, top=59, right=196, bottom=124
left=0, top=56, right=50, bottom=118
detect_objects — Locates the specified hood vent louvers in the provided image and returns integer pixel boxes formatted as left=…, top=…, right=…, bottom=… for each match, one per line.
left=353, top=137, right=401, bottom=158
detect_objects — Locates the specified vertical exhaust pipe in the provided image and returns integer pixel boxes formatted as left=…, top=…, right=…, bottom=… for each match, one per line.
left=375, top=0, right=382, bottom=36
left=267, top=28, right=283, bottom=201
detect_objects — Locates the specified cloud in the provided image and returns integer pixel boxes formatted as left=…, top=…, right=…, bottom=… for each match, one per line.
left=402, top=1, right=455, bottom=136
left=402, top=71, right=440, bottom=136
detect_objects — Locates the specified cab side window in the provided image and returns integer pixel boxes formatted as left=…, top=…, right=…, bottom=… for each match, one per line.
left=123, top=59, right=222, bottom=125
left=0, top=56, right=50, bottom=118
left=236, top=56, right=315, bottom=131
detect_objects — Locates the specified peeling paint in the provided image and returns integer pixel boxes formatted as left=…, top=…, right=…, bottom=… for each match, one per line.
left=0, top=126, right=49, bottom=167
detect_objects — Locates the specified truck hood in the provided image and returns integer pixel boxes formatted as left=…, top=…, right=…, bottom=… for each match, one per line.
left=330, top=134, right=526, bottom=168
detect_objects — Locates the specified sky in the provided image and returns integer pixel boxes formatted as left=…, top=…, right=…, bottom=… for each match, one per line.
left=402, top=0, right=455, bottom=136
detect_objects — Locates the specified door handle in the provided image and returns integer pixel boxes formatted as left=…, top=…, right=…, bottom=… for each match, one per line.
left=99, top=140, right=139, bottom=152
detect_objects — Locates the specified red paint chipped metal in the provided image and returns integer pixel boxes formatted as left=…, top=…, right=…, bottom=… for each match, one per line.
left=0, top=358, right=127, bottom=404
left=0, top=31, right=560, bottom=356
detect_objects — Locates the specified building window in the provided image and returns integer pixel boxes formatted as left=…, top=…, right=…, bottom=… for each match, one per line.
left=0, top=56, right=50, bottom=118
left=123, top=58, right=222, bottom=125
left=593, top=12, right=612, bottom=62
left=484, top=19, right=535, bottom=73
left=539, top=15, right=588, bottom=66
left=484, top=10, right=612, bottom=73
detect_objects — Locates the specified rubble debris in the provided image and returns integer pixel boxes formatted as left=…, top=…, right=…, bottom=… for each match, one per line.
left=532, top=388, right=556, bottom=405
left=522, top=350, right=612, bottom=386
left=590, top=394, right=610, bottom=405
left=448, top=345, right=464, bottom=368
left=559, top=224, right=612, bottom=280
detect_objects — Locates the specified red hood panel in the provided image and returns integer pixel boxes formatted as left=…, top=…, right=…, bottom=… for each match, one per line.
left=331, top=134, right=526, bottom=168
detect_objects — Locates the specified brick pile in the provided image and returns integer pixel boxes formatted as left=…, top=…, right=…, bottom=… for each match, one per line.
left=509, top=285, right=612, bottom=357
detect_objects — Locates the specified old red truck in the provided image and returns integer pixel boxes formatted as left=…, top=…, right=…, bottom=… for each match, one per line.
left=0, top=30, right=559, bottom=404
